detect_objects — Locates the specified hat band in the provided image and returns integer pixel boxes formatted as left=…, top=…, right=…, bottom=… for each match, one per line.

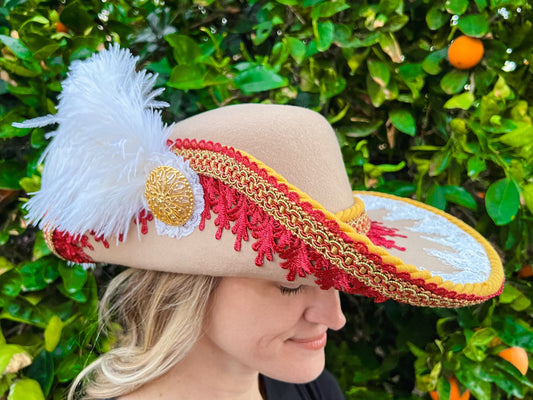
left=42, top=139, right=502, bottom=307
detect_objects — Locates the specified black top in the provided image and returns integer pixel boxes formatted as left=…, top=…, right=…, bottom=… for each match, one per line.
left=103, top=369, right=344, bottom=400
left=263, top=369, right=345, bottom=400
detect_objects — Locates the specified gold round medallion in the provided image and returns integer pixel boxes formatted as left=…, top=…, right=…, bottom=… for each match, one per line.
left=144, top=166, right=195, bottom=226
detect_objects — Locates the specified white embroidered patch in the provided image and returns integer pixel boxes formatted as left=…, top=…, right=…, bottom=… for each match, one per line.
left=357, top=194, right=491, bottom=285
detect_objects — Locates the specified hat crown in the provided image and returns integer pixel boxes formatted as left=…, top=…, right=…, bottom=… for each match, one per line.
left=170, top=104, right=354, bottom=214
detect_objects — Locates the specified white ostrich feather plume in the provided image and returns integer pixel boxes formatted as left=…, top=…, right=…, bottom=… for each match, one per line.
left=15, top=44, right=204, bottom=241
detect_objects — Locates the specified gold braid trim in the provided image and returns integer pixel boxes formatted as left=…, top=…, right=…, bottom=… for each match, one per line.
left=43, top=227, right=67, bottom=261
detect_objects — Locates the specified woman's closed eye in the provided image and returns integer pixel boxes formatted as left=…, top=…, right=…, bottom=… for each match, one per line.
left=279, top=285, right=304, bottom=296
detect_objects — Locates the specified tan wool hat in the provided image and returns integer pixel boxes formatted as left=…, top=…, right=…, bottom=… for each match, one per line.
left=16, top=46, right=504, bottom=308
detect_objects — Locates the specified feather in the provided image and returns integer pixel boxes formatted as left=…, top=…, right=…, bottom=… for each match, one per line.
left=15, top=44, right=204, bottom=241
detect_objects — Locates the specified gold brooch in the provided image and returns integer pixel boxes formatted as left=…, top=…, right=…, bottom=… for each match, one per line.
left=144, top=166, right=195, bottom=226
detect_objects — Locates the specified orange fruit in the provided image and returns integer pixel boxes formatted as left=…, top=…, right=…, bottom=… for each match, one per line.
left=448, top=35, right=484, bottom=69
left=498, top=346, right=529, bottom=375
left=56, top=22, right=69, bottom=33
left=449, top=377, right=470, bottom=400
left=429, top=377, right=470, bottom=400
left=517, top=265, right=533, bottom=279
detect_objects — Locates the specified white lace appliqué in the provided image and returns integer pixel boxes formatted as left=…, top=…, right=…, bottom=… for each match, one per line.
left=358, top=195, right=491, bottom=285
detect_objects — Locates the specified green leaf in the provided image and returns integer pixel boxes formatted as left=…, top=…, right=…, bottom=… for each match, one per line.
left=378, top=32, right=402, bottom=63
left=316, top=21, right=334, bottom=51
left=444, top=92, right=475, bottom=109
left=320, top=69, right=346, bottom=99
left=382, top=14, right=409, bottom=32
left=367, top=60, right=390, bottom=87
left=58, top=264, right=87, bottom=294
left=458, top=14, right=489, bottom=37
left=427, top=184, right=447, bottom=210
left=376, top=181, right=416, bottom=197
left=252, top=21, right=273, bottom=46
left=44, top=315, right=63, bottom=352
left=495, top=316, right=533, bottom=351
left=486, top=178, right=520, bottom=225
left=389, top=109, right=416, bottom=136
left=440, top=70, right=469, bottom=94
left=0, top=344, right=31, bottom=374
left=491, top=75, right=513, bottom=99
left=522, top=183, right=533, bottom=214
left=234, top=66, right=288, bottom=94
left=25, top=351, right=53, bottom=397
left=429, top=150, right=451, bottom=176
left=0, top=161, right=25, bottom=190
left=55, top=352, right=92, bottom=383
left=467, top=156, right=486, bottom=178
left=366, top=75, right=385, bottom=107
left=398, top=63, right=424, bottom=81
left=422, top=48, right=448, bottom=75
left=469, top=327, right=497, bottom=346
left=285, top=37, right=306, bottom=64
left=8, top=378, right=44, bottom=400
left=341, top=120, right=383, bottom=138
left=474, top=0, right=487, bottom=11
left=445, top=0, right=469, bottom=15
left=455, top=358, right=492, bottom=400
left=499, top=284, right=521, bottom=303
left=0, top=258, right=14, bottom=275
left=59, top=1, right=93, bottom=33
left=20, top=259, right=54, bottom=292
left=165, top=34, right=203, bottom=62
left=0, top=35, right=32, bottom=60
left=19, top=175, right=40, bottom=193
left=32, top=231, right=51, bottom=260
left=426, top=6, right=449, bottom=30
left=0, top=270, right=22, bottom=297
left=313, top=1, right=350, bottom=20
left=500, top=285, right=531, bottom=311
left=378, top=0, right=401, bottom=14
left=442, top=185, right=477, bottom=210
left=500, top=125, right=533, bottom=148
left=303, top=0, right=324, bottom=6
left=168, top=65, right=206, bottom=90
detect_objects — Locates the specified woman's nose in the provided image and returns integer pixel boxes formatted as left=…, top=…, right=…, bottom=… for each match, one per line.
left=304, top=288, right=346, bottom=331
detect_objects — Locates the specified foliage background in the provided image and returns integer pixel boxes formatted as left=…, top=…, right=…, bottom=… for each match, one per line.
left=0, top=0, right=532, bottom=399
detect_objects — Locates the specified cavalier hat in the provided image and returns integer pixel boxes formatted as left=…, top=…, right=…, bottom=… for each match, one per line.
left=16, top=45, right=504, bottom=308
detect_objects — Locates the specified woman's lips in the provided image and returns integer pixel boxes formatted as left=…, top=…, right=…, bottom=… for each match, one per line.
left=287, top=332, right=327, bottom=350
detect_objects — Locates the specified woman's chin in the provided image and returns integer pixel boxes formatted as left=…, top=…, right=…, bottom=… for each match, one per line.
left=261, top=352, right=325, bottom=384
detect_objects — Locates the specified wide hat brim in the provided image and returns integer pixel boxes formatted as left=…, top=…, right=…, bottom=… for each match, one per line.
left=45, top=105, right=504, bottom=308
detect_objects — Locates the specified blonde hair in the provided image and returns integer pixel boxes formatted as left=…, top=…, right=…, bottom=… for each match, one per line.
left=68, top=269, right=220, bottom=400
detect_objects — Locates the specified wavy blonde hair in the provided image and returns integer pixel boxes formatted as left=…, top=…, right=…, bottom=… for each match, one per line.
left=68, top=268, right=220, bottom=400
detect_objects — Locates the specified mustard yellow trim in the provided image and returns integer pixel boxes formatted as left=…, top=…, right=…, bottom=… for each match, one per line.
left=335, top=196, right=365, bottom=222
left=352, top=191, right=504, bottom=297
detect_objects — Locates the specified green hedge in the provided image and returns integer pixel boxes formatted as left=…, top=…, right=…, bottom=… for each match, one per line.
left=0, top=0, right=532, bottom=399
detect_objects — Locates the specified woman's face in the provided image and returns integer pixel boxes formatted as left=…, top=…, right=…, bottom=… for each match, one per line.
left=202, top=277, right=346, bottom=383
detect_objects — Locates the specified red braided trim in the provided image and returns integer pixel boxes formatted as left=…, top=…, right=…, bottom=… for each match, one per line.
left=51, top=230, right=94, bottom=264
left=134, top=209, right=153, bottom=234
left=367, top=221, right=407, bottom=251
left=48, top=210, right=150, bottom=264
left=172, top=139, right=498, bottom=307
left=199, top=175, right=384, bottom=299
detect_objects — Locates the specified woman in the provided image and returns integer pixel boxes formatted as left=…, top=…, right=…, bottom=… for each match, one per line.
left=16, top=46, right=504, bottom=400
left=80, top=271, right=346, bottom=400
